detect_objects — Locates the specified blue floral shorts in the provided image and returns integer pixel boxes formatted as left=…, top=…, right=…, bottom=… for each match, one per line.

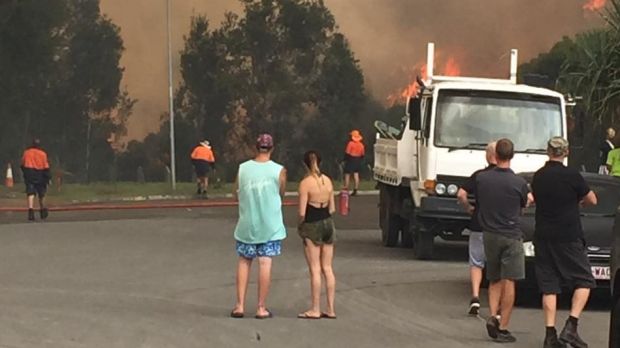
left=236, top=240, right=282, bottom=259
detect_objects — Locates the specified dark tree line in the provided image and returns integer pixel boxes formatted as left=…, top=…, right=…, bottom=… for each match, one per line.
left=122, top=0, right=380, bottom=183
left=519, top=0, right=620, bottom=170
left=0, top=0, right=131, bottom=182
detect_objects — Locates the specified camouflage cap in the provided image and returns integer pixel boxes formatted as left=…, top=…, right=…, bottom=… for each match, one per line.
left=547, top=136, right=569, bottom=155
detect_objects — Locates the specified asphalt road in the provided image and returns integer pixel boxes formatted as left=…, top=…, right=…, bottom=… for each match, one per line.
left=0, top=196, right=612, bottom=347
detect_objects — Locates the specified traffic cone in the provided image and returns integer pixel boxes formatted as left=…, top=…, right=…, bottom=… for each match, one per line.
left=5, top=163, right=14, bottom=188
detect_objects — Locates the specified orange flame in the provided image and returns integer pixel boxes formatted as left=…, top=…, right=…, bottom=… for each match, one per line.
left=443, top=57, right=461, bottom=76
left=583, top=0, right=606, bottom=11
left=387, top=56, right=461, bottom=106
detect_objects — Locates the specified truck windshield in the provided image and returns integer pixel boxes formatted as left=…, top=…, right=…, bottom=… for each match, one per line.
left=434, top=90, right=563, bottom=152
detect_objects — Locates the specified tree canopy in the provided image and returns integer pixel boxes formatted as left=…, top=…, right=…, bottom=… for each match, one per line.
left=163, top=0, right=370, bottom=181
left=0, top=0, right=131, bottom=182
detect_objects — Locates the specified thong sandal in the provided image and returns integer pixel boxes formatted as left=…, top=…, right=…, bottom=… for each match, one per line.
left=320, top=312, right=337, bottom=319
left=230, top=310, right=244, bottom=319
left=297, top=312, right=321, bottom=320
left=255, top=309, right=273, bottom=319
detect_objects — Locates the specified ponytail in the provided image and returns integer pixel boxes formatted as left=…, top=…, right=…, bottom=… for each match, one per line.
left=303, top=150, right=322, bottom=177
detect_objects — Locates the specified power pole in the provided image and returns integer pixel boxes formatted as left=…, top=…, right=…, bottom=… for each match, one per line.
left=166, top=0, right=176, bottom=190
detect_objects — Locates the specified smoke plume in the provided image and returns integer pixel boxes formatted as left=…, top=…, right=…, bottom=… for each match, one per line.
left=100, top=0, right=604, bottom=139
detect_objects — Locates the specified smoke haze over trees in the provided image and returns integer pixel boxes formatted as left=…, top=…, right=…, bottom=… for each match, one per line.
left=0, top=0, right=132, bottom=182
left=122, top=0, right=373, bottom=182
left=100, top=0, right=604, bottom=139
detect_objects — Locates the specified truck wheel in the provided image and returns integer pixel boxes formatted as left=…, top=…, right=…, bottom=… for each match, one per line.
left=382, top=214, right=401, bottom=247
left=611, top=296, right=620, bottom=348
left=379, top=184, right=401, bottom=247
left=401, top=222, right=413, bottom=248
left=412, top=226, right=434, bottom=260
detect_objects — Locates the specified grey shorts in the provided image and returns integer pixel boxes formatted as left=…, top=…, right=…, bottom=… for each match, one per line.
left=468, top=230, right=485, bottom=268
left=483, top=232, right=525, bottom=282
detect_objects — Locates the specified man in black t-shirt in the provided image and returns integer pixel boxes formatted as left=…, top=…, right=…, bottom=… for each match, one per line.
left=531, top=137, right=597, bottom=348
left=457, top=142, right=496, bottom=316
left=475, top=138, right=531, bottom=344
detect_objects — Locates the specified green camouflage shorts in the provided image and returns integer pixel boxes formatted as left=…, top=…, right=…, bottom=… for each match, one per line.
left=298, top=217, right=336, bottom=245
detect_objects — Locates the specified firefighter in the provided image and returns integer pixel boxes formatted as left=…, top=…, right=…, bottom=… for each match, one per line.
left=21, top=138, right=51, bottom=221
left=343, top=130, right=365, bottom=196
left=190, top=140, right=216, bottom=198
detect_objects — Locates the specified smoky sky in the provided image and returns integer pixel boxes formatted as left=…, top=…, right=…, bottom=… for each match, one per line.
left=100, top=0, right=604, bottom=139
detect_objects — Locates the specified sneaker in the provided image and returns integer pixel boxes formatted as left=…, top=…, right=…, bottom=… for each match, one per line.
left=559, top=320, right=588, bottom=348
left=40, top=208, right=48, bottom=220
left=468, top=298, right=481, bottom=316
left=28, top=209, right=35, bottom=221
left=351, top=189, right=358, bottom=196
left=486, top=315, right=500, bottom=339
left=494, top=330, right=517, bottom=343
left=544, top=333, right=567, bottom=348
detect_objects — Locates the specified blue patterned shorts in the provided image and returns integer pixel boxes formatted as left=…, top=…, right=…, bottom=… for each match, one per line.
left=236, top=240, right=282, bottom=259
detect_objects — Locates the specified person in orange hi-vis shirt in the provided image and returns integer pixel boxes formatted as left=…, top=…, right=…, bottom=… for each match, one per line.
left=343, top=130, right=365, bottom=196
left=21, top=138, right=51, bottom=221
left=190, top=140, right=216, bottom=198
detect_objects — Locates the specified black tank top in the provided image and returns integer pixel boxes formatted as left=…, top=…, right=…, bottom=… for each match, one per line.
left=305, top=204, right=331, bottom=223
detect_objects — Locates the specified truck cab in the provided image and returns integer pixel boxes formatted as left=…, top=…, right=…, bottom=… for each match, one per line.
left=374, top=43, right=567, bottom=259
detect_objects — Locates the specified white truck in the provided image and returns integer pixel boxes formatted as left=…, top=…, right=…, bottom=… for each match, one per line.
left=374, top=43, right=568, bottom=259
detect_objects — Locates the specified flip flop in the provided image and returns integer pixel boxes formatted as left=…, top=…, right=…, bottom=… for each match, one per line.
left=297, top=312, right=321, bottom=320
left=320, top=312, right=337, bottom=319
left=255, top=309, right=273, bottom=319
left=230, top=310, right=244, bottom=319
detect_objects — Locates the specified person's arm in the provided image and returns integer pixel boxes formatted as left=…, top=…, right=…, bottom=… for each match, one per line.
left=298, top=179, right=308, bottom=224
left=581, top=190, right=597, bottom=206
left=279, top=168, right=287, bottom=200
left=456, top=188, right=473, bottom=214
left=576, top=173, right=597, bottom=206
left=328, top=180, right=336, bottom=215
left=233, top=175, right=239, bottom=202
left=526, top=192, right=535, bottom=208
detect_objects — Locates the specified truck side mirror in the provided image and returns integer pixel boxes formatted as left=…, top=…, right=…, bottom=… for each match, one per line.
left=407, top=97, right=422, bottom=131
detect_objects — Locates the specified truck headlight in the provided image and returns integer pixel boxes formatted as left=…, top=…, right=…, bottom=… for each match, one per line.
left=435, top=183, right=446, bottom=195
left=447, top=184, right=458, bottom=196
left=523, top=241, right=535, bottom=257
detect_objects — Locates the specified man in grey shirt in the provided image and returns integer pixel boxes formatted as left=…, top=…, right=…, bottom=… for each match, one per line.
left=475, top=138, right=531, bottom=343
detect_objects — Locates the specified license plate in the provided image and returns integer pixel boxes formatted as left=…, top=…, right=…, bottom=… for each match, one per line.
left=591, top=266, right=610, bottom=280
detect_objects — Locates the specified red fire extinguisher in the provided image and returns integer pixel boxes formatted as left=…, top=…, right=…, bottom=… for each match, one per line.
left=339, top=188, right=349, bottom=216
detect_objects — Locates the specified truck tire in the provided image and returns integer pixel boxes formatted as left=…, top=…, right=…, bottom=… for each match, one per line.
left=611, top=296, right=620, bottom=348
left=379, top=184, right=401, bottom=247
left=401, top=222, right=413, bottom=248
left=412, top=225, right=434, bottom=260
left=382, top=214, right=402, bottom=247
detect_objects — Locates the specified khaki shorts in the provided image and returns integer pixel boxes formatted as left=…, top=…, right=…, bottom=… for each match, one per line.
left=483, top=232, right=525, bottom=282
left=298, top=218, right=336, bottom=245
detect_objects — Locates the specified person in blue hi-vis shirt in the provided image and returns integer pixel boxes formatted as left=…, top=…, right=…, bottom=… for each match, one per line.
left=230, top=133, right=287, bottom=320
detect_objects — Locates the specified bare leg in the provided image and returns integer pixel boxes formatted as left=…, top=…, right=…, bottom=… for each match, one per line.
left=27, top=195, right=35, bottom=209
left=321, top=243, right=336, bottom=316
left=344, top=174, right=350, bottom=190
left=470, top=266, right=483, bottom=298
left=569, top=288, right=590, bottom=318
left=300, top=239, right=322, bottom=317
left=498, top=280, right=515, bottom=330
left=543, top=294, right=557, bottom=327
left=488, top=280, right=503, bottom=317
left=204, top=177, right=209, bottom=193
left=257, top=256, right=272, bottom=316
left=233, top=257, right=252, bottom=314
left=353, top=172, right=360, bottom=190
left=39, top=195, right=46, bottom=209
